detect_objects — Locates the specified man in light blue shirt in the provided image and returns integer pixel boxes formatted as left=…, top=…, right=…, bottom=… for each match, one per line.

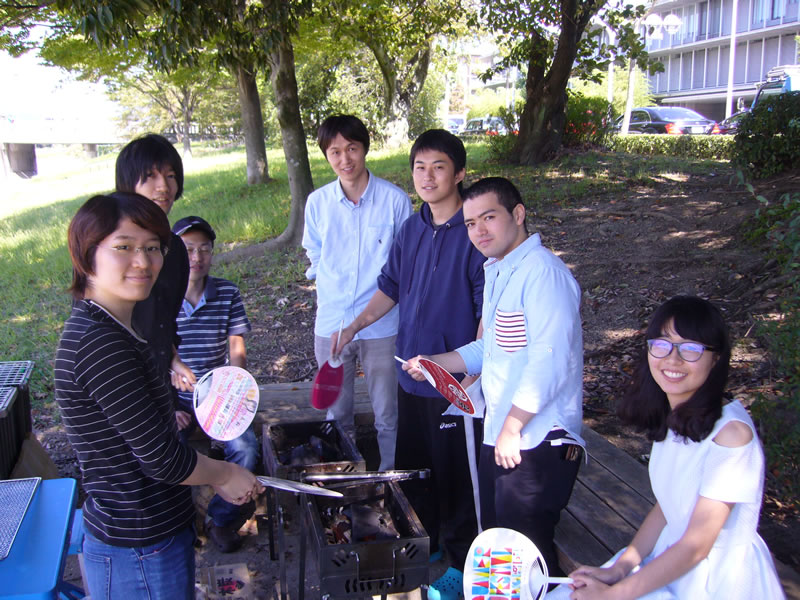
left=404, top=177, right=583, bottom=576
left=303, top=115, right=412, bottom=470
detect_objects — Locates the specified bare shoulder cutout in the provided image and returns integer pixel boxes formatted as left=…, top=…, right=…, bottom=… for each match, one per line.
left=713, top=420, right=753, bottom=448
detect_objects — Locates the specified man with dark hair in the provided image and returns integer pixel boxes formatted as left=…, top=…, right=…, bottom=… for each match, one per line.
left=172, top=216, right=260, bottom=553
left=334, top=129, right=484, bottom=596
left=114, top=134, right=195, bottom=397
left=404, top=176, right=584, bottom=578
left=302, top=115, right=412, bottom=471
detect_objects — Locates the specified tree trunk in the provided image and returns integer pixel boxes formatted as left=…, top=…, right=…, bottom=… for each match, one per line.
left=384, top=96, right=410, bottom=148
left=269, top=39, right=314, bottom=247
left=367, top=40, right=430, bottom=148
left=514, top=80, right=568, bottom=165
left=236, top=63, right=270, bottom=185
left=513, top=0, right=595, bottom=165
left=182, top=105, right=193, bottom=158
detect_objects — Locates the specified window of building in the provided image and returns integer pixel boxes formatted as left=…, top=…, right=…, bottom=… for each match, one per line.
left=684, top=5, right=697, bottom=43
left=770, top=0, right=786, bottom=20
left=786, top=0, right=798, bottom=21
left=709, top=0, right=722, bottom=37
left=698, top=1, right=709, bottom=39
left=752, top=0, right=767, bottom=26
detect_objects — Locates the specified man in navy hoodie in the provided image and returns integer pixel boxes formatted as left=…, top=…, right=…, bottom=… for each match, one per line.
left=333, top=129, right=484, bottom=597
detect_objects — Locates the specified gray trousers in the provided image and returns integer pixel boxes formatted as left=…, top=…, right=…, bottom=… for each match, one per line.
left=314, top=334, right=398, bottom=470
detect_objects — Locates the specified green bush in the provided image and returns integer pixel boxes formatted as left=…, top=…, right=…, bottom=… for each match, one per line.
left=563, top=92, right=612, bottom=147
left=485, top=103, right=522, bottom=161
left=734, top=91, right=800, bottom=179
left=746, top=186, right=800, bottom=503
left=609, top=133, right=735, bottom=160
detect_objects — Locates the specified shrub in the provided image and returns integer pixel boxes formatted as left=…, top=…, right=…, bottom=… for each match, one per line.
left=486, top=102, right=522, bottom=161
left=608, top=134, right=735, bottom=160
left=746, top=185, right=800, bottom=503
left=563, top=92, right=612, bottom=147
left=734, top=91, right=800, bottom=179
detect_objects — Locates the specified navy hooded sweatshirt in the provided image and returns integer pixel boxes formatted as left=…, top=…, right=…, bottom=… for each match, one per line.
left=377, top=202, right=485, bottom=396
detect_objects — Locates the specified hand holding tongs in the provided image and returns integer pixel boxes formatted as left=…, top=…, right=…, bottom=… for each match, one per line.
left=301, top=469, right=430, bottom=487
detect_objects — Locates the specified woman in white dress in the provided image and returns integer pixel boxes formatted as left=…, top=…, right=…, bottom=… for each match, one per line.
left=567, top=296, right=784, bottom=600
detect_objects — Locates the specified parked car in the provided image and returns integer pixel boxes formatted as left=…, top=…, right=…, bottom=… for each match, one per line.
left=445, top=116, right=465, bottom=135
left=613, top=107, right=717, bottom=135
left=460, top=116, right=507, bottom=138
left=751, top=64, right=800, bottom=110
left=713, top=110, right=749, bottom=135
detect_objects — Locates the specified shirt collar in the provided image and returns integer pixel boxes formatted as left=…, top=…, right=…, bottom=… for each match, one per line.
left=84, top=299, right=147, bottom=342
left=203, top=276, right=219, bottom=301
left=336, top=169, right=374, bottom=207
left=485, top=233, right=542, bottom=272
left=182, top=277, right=217, bottom=317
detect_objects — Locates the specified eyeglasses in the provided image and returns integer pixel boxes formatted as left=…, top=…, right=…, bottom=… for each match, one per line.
left=96, top=244, right=168, bottom=258
left=185, top=246, right=213, bottom=257
left=646, top=339, right=710, bottom=362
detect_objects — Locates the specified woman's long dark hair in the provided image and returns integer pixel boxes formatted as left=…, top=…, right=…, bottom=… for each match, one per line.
left=617, top=296, right=731, bottom=442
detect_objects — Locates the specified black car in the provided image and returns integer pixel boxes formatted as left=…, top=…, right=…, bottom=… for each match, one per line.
left=459, top=116, right=507, bottom=138
left=714, top=110, right=749, bottom=135
left=614, top=107, right=716, bottom=135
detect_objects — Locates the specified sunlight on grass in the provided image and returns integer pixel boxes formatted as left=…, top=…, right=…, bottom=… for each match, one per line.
left=658, top=172, right=690, bottom=182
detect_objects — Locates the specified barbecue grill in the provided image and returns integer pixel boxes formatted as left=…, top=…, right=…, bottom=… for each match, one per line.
left=304, top=481, right=429, bottom=599
left=262, top=419, right=369, bottom=599
left=0, top=361, right=34, bottom=479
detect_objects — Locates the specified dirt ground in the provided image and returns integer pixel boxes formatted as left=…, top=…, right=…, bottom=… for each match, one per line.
left=35, top=155, right=800, bottom=595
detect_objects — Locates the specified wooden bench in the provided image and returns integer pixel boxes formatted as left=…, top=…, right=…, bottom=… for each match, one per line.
left=256, top=378, right=655, bottom=575
left=555, top=427, right=654, bottom=573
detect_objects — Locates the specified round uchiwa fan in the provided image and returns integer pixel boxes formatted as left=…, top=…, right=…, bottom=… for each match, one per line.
left=193, top=366, right=259, bottom=441
left=310, top=320, right=345, bottom=410
left=463, top=528, right=572, bottom=600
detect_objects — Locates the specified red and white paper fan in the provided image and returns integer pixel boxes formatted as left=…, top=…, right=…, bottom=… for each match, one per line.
left=193, top=366, right=259, bottom=441
left=418, top=358, right=476, bottom=415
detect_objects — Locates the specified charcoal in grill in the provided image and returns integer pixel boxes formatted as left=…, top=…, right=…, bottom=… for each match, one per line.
left=262, top=419, right=365, bottom=480
left=280, top=434, right=341, bottom=466
left=321, top=498, right=402, bottom=545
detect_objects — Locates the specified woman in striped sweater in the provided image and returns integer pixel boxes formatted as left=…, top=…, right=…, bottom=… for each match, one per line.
left=55, top=193, right=263, bottom=600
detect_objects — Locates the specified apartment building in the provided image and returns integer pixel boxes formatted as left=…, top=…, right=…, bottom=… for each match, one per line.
left=645, top=0, right=800, bottom=120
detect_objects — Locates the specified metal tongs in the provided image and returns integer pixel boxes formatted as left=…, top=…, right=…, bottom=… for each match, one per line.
left=256, top=475, right=343, bottom=497
left=301, top=469, right=430, bottom=488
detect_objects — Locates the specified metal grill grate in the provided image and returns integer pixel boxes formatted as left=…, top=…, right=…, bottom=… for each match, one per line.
left=0, top=477, right=41, bottom=560
left=0, top=361, right=34, bottom=387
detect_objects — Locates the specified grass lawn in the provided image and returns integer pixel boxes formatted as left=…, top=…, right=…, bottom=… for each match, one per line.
left=1, top=140, right=728, bottom=409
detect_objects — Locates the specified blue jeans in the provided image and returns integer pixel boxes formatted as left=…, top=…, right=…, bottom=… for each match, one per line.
left=82, top=526, right=195, bottom=600
left=179, top=423, right=260, bottom=528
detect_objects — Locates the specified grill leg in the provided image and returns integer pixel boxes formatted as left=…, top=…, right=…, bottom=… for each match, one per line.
left=277, top=505, right=288, bottom=600
left=298, top=517, right=306, bottom=600
left=266, top=487, right=277, bottom=561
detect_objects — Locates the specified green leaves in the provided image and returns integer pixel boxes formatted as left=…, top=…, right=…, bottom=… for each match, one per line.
left=734, top=91, right=800, bottom=179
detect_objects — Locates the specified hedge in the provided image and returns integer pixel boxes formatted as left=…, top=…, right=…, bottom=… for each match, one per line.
left=608, top=133, right=735, bottom=160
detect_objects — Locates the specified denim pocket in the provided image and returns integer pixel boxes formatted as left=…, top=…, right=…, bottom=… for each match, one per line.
left=83, top=551, right=112, bottom=600
left=136, top=533, right=176, bottom=559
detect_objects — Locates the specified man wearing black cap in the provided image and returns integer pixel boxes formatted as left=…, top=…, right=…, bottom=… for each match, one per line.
left=172, top=216, right=259, bottom=553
